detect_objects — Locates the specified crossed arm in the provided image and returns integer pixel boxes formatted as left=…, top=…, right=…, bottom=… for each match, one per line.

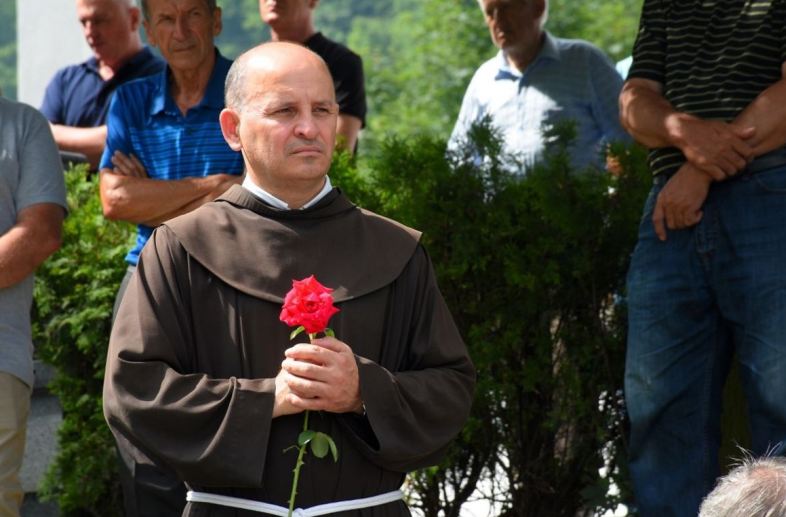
left=50, top=124, right=107, bottom=170
left=99, top=152, right=241, bottom=227
left=0, top=203, right=64, bottom=289
left=619, top=62, right=786, bottom=239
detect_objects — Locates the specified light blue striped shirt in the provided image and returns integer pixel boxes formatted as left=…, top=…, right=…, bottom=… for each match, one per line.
left=449, top=32, right=630, bottom=172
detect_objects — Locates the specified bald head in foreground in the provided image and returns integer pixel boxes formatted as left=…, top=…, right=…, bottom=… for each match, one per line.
left=103, top=42, right=475, bottom=516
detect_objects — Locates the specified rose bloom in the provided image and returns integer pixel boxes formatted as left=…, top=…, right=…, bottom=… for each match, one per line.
left=279, top=275, right=340, bottom=334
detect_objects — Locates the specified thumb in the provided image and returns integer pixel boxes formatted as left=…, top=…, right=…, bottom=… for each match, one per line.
left=652, top=198, right=667, bottom=242
left=736, top=126, right=756, bottom=139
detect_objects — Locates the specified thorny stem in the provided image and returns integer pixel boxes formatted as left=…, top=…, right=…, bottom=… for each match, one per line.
left=287, top=332, right=317, bottom=517
left=287, top=409, right=310, bottom=517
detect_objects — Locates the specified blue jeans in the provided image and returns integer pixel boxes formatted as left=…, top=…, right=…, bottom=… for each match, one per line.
left=625, top=166, right=786, bottom=517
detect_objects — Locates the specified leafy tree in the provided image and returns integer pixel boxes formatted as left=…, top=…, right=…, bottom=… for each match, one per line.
left=0, top=1, right=16, bottom=99
left=33, top=168, right=132, bottom=515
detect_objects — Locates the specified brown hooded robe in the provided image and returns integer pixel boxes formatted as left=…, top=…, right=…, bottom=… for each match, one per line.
left=103, top=185, right=475, bottom=516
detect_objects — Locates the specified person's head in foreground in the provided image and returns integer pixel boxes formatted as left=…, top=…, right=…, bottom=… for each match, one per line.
left=699, top=454, right=786, bottom=517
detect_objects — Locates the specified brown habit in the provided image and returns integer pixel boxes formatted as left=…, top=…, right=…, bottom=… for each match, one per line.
left=103, top=186, right=476, bottom=516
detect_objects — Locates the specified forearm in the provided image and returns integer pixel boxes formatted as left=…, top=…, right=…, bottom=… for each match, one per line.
left=336, top=115, right=362, bottom=154
left=0, top=206, right=63, bottom=289
left=619, top=79, right=683, bottom=149
left=99, top=171, right=235, bottom=226
left=731, top=73, right=786, bottom=156
left=50, top=124, right=107, bottom=169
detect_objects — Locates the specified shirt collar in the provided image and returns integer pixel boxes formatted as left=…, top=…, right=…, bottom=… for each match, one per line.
left=149, top=47, right=228, bottom=116
left=241, top=175, right=334, bottom=210
left=495, top=31, right=560, bottom=81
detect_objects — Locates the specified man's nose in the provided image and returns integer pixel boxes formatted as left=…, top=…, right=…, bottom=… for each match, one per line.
left=173, top=15, right=189, bottom=39
left=294, top=114, right=319, bottom=140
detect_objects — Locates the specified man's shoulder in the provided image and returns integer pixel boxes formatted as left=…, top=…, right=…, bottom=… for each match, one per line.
left=112, top=72, right=163, bottom=108
left=0, top=97, right=49, bottom=130
left=307, top=33, right=362, bottom=66
left=551, top=35, right=613, bottom=64
left=357, top=206, right=422, bottom=243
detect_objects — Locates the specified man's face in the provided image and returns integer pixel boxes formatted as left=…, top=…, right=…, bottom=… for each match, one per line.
left=143, top=0, right=221, bottom=72
left=479, top=0, right=543, bottom=54
left=76, top=0, right=140, bottom=64
left=226, top=57, right=337, bottom=196
left=259, top=0, right=315, bottom=32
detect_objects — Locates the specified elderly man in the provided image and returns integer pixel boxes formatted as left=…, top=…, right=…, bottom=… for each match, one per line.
left=259, top=0, right=366, bottom=152
left=698, top=456, right=786, bottom=517
left=40, top=0, right=164, bottom=169
left=620, top=1, right=786, bottom=515
left=449, top=0, right=628, bottom=172
left=98, top=0, right=243, bottom=513
left=0, top=97, right=66, bottom=516
left=103, top=41, right=475, bottom=516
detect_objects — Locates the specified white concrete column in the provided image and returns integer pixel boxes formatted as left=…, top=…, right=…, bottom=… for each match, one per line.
left=17, top=0, right=91, bottom=106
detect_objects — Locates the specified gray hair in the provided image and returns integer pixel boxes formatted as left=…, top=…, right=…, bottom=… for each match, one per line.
left=699, top=455, right=786, bottom=517
left=224, top=50, right=249, bottom=111
left=140, top=0, right=216, bottom=21
left=476, top=0, right=549, bottom=28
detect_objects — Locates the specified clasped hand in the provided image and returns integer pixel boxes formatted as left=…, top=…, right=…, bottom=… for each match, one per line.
left=274, top=337, right=362, bottom=417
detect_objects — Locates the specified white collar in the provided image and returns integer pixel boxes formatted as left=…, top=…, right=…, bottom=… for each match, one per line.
left=241, top=175, right=333, bottom=210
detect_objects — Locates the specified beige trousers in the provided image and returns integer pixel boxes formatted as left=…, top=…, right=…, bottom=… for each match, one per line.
left=0, top=373, right=31, bottom=517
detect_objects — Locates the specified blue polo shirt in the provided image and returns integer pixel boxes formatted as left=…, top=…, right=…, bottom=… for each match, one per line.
left=100, top=48, right=244, bottom=265
left=40, top=47, right=164, bottom=127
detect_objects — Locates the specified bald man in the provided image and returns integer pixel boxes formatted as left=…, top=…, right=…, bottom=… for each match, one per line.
left=40, top=0, right=164, bottom=169
left=103, top=42, right=474, bottom=516
left=259, top=0, right=366, bottom=153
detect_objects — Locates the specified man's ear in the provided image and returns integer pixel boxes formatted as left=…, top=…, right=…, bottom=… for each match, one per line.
left=143, top=19, right=155, bottom=47
left=309, top=0, right=320, bottom=9
left=128, top=6, right=141, bottom=32
left=219, top=109, right=242, bottom=151
left=212, top=6, right=223, bottom=37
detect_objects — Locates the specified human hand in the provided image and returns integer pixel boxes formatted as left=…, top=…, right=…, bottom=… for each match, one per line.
left=280, top=337, right=363, bottom=414
left=206, top=173, right=242, bottom=200
left=111, top=151, right=148, bottom=178
left=272, top=368, right=304, bottom=418
left=652, top=163, right=713, bottom=241
left=668, top=116, right=755, bottom=179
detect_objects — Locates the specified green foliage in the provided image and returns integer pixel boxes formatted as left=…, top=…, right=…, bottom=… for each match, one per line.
left=33, top=167, right=133, bottom=515
left=333, top=123, right=651, bottom=516
left=0, top=1, right=16, bottom=99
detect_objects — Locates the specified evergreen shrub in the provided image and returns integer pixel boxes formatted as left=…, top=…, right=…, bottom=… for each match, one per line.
left=32, top=128, right=650, bottom=515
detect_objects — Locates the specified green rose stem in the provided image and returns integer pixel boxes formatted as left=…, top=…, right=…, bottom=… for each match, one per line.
left=287, top=408, right=311, bottom=517
left=285, top=330, right=338, bottom=517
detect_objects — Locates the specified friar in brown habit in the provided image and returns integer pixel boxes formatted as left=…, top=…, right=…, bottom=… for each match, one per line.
left=102, top=41, right=475, bottom=516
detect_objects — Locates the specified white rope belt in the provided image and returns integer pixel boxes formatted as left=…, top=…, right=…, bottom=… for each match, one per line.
left=186, top=489, right=404, bottom=516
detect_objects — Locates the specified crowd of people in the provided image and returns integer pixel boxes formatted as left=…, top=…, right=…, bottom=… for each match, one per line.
left=1, top=0, right=785, bottom=516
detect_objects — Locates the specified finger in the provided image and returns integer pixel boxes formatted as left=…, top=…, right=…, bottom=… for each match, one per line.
left=281, top=358, right=325, bottom=381
left=287, top=394, right=329, bottom=412
left=311, top=337, right=349, bottom=353
left=285, top=343, right=329, bottom=364
left=128, top=154, right=147, bottom=178
left=652, top=197, right=667, bottom=241
left=699, top=164, right=727, bottom=182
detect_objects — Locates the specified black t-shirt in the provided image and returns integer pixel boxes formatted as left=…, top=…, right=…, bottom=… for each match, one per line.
left=305, top=32, right=367, bottom=126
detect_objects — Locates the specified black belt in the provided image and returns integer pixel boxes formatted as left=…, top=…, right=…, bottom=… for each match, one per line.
left=746, top=147, right=786, bottom=174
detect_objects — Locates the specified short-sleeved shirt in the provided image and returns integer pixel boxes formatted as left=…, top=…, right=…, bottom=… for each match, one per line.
left=305, top=32, right=367, bottom=126
left=40, top=47, right=164, bottom=127
left=449, top=32, right=630, bottom=172
left=628, top=0, right=786, bottom=177
left=0, top=98, right=67, bottom=387
left=99, top=49, right=244, bottom=266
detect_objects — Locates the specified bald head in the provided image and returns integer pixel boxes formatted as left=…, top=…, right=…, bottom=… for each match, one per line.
left=225, top=42, right=333, bottom=112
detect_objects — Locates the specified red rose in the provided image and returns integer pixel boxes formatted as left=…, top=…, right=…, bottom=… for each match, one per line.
left=279, top=275, right=340, bottom=335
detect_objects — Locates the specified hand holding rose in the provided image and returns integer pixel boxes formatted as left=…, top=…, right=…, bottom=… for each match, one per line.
left=280, top=337, right=363, bottom=414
